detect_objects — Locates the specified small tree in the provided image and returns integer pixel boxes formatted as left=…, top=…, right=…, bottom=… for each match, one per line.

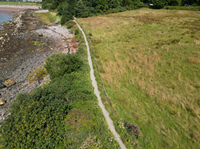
left=151, top=0, right=168, bottom=8
left=108, top=0, right=120, bottom=8
left=44, top=53, right=82, bottom=79
left=75, top=0, right=90, bottom=17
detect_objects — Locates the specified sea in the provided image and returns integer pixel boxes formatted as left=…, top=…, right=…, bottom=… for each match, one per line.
left=0, top=12, right=13, bottom=30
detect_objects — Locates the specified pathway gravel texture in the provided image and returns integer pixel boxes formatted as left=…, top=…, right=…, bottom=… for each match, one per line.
left=74, top=19, right=127, bottom=149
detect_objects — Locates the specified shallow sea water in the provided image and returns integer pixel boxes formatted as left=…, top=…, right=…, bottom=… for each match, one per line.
left=0, top=13, right=12, bottom=30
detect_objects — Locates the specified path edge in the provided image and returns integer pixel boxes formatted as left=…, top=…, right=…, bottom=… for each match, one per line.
left=74, top=19, right=127, bottom=149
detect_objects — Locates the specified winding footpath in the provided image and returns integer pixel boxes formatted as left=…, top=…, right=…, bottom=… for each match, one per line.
left=74, top=19, right=127, bottom=149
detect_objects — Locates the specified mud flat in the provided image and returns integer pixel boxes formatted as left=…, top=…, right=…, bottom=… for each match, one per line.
left=0, top=9, right=74, bottom=125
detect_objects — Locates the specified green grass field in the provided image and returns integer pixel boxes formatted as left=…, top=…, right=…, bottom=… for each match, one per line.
left=78, top=8, right=200, bottom=148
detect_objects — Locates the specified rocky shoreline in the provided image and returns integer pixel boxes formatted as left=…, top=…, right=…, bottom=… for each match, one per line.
left=0, top=9, right=75, bottom=125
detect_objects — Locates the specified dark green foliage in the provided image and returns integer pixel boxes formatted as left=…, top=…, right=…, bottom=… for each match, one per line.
left=75, top=0, right=90, bottom=17
left=0, top=83, right=69, bottom=148
left=66, top=21, right=76, bottom=29
left=44, top=53, right=83, bottom=79
left=108, top=0, right=120, bottom=8
left=50, top=0, right=59, bottom=10
left=75, top=28, right=79, bottom=35
left=122, top=0, right=132, bottom=6
left=42, top=1, right=51, bottom=9
left=168, top=0, right=179, bottom=6
left=164, top=5, right=200, bottom=10
left=61, top=3, right=74, bottom=25
left=57, top=2, right=68, bottom=15
left=89, top=32, right=93, bottom=36
left=43, top=0, right=142, bottom=20
left=60, top=14, right=68, bottom=25
left=151, top=0, right=168, bottom=8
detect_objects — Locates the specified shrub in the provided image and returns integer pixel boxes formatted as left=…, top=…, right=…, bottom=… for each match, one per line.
left=44, top=53, right=83, bottom=79
left=61, top=13, right=73, bottom=25
left=89, top=33, right=92, bottom=36
left=66, top=21, right=76, bottom=29
left=163, top=6, right=200, bottom=11
left=49, top=0, right=59, bottom=10
left=42, top=1, right=51, bottom=9
left=61, top=15, right=68, bottom=25
left=75, top=28, right=79, bottom=35
left=151, top=0, right=168, bottom=9
left=0, top=83, right=70, bottom=148
left=57, top=2, right=68, bottom=16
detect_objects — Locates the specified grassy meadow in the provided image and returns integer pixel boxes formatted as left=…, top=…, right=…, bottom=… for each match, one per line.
left=78, top=8, right=200, bottom=148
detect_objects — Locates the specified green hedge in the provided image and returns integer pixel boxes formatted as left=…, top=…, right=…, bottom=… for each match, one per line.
left=44, top=53, right=83, bottom=79
left=164, top=6, right=200, bottom=11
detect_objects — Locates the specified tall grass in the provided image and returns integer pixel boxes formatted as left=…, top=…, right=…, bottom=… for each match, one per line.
left=78, top=9, right=200, bottom=148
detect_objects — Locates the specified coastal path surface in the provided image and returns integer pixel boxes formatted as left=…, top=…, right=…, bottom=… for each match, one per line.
left=74, top=19, right=127, bottom=149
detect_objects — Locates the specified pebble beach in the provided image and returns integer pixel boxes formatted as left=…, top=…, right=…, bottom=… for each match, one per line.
left=0, top=7, right=75, bottom=125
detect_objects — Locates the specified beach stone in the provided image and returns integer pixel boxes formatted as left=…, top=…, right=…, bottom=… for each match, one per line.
left=0, top=80, right=6, bottom=89
left=38, top=33, right=43, bottom=37
left=3, top=80, right=16, bottom=87
left=0, top=99, right=6, bottom=106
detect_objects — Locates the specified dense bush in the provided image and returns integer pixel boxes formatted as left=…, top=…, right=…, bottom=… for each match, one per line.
left=44, top=53, right=83, bottom=79
left=66, top=20, right=76, bottom=29
left=164, top=5, right=200, bottom=10
left=0, top=83, right=69, bottom=148
left=42, top=1, right=51, bottom=9
left=57, top=2, right=68, bottom=15
left=75, top=28, right=79, bottom=35
left=151, top=0, right=168, bottom=8
left=49, top=0, right=59, bottom=10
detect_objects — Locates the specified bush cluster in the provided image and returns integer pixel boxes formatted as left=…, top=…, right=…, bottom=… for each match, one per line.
left=44, top=53, right=83, bottom=79
left=164, top=6, right=200, bottom=11
left=0, top=53, right=92, bottom=148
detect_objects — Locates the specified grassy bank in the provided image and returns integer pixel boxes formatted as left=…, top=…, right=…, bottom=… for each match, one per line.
left=0, top=16, right=119, bottom=148
left=78, top=8, right=200, bottom=148
left=34, top=12, right=57, bottom=25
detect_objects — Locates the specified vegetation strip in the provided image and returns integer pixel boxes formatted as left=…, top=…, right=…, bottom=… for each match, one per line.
left=0, top=12, right=120, bottom=148
left=74, top=19, right=127, bottom=149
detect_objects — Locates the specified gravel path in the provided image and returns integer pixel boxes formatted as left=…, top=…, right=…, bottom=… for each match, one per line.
left=74, top=19, right=127, bottom=149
